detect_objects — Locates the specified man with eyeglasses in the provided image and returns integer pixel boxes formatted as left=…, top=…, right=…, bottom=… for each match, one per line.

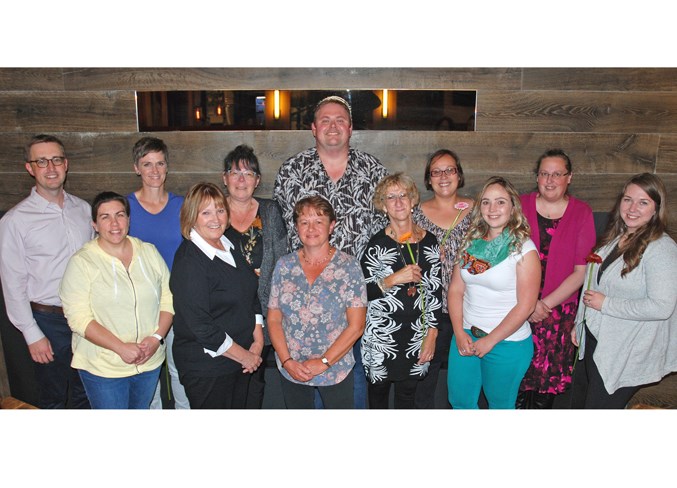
left=274, top=95, right=388, bottom=408
left=0, top=134, right=93, bottom=408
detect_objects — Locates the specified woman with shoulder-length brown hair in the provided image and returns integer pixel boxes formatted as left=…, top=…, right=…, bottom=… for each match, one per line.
left=572, top=173, right=677, bottom=409
left=169, top=182, right=263, bottom=409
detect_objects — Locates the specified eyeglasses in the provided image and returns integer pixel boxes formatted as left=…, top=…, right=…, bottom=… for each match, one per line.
left=226, top=170, right=258, bottom=179
left=537, top=171, right=570, bottom=180
left=430, top=167, right=458, bottom=178
left=385, top=192, right=410, bottom=202
left=28, top=157, right=66, bottom=168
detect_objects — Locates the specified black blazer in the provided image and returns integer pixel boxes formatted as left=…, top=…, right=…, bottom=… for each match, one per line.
left=170, top=239, right=261, bottom=377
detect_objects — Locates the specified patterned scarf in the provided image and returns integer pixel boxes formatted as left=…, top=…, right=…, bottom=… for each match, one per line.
left=461, top=229, right=514, bottom=275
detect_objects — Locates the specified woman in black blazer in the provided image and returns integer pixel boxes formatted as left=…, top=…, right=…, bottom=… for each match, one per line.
left=170, top=182, right=263, bottom=409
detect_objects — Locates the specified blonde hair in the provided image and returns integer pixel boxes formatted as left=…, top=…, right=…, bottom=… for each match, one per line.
left=180, top=182, right=229, bottom=239
left=372, top=172, right=420, bottom=213
left=458, top=176, right=531, bottom=260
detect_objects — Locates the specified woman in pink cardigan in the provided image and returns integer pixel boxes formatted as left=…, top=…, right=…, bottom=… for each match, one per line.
left=517, top=149, right=596, bottom=408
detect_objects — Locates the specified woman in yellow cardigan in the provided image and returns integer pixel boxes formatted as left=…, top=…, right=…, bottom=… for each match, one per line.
left=59, top=192, right=174, bottom=409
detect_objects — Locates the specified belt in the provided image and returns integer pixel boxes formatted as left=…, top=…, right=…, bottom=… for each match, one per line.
left=470, top=326, right=488, bottom=338
left=30, top=302, right=64, bottom=315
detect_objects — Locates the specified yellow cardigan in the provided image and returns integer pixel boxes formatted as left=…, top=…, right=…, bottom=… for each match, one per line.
left=59, top=236, right=174, bottom=378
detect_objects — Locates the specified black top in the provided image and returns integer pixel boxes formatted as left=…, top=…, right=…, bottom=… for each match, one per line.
left=170, top=239, right=261, bottom=377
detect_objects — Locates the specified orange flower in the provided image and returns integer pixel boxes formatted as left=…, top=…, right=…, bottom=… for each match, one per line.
left=252, top=215, right=263, bottom=230
left=585, top=252, right=602, bottom=264
left=398, top=231, right=412, bottom=244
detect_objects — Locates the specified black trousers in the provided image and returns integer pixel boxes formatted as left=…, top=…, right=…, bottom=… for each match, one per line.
left=571, top=327, right=640, bottom=409
left=414, top=315, right=452, bottom=408
left=368, top=378, right=419, bottom=409
left=280, top=370, right=354, bottom=409
left=181, top=368, right=251, bottom=409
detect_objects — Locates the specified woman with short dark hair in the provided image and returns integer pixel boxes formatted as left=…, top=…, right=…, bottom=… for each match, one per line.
left=222, top=144, right=288, bottom=408
left=267, top=195, right=366, bottom=409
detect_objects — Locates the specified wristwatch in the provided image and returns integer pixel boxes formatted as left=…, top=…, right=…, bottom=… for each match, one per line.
left=321, top=357, right=331, bottom=368
left=151, top=333, right=165, bottom=345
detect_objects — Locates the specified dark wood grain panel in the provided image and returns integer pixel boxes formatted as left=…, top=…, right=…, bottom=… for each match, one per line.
left=0, top=131, right=658, bottom=175
left=657, top=135, right=677, bottom=173
left=62, top=67, right=521, bottom=91
left=0, top=68, right=65, bottom=91
left=0, top=91, right=137, bottom=132
left=523, top=68, right=677, bottom=92
left=477, top=91, right=677, bottom=133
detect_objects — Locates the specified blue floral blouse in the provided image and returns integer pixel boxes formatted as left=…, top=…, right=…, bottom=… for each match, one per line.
left=268, top=249, right=367, bottom=386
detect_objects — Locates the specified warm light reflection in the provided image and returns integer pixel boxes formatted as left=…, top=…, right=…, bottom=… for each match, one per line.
left=382, top=89, right=389, bottom=119
left=195, top=107, right=202, bottom=121
left=216, top=104, right=223, bottom=116
left=274, top=90, right=280, bottom=120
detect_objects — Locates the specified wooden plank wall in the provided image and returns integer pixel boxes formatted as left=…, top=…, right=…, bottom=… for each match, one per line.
left=1, top=67, right=675, bottom=225
left=1, top=67, right=676, bottom=398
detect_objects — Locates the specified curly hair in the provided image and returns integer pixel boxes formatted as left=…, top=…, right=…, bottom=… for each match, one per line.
left=597, top=173, right=668, bottom=277
left=457, top=176, right=531, bottom=261
left=372, top=172, right=420, bottom=213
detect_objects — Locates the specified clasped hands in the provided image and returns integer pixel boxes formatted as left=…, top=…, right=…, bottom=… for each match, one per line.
left=118, top=336, right=162, bottom=365
left=284, top=357, right=329, bottom=383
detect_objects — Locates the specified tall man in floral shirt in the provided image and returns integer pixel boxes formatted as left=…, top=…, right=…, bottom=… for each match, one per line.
left=274, top=95, right=388, bottom=408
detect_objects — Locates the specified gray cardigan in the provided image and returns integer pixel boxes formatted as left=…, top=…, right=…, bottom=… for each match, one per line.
left=255, top=197, right=289, bottom=321
left=575, top=233, right=677, bottom=394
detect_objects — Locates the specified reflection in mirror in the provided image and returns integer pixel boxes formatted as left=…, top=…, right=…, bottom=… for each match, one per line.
left=136, top=90, right=476, bottom=131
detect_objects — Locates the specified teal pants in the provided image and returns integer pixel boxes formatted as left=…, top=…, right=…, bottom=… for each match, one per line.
left=447, top=333, right=533, bottom=409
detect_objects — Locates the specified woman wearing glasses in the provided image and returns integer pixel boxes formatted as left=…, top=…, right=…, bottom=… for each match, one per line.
left=516, top=149, right=596, bottom=408
left=360, top=173, right=443, bottom=408
left=412, top=149, right=473, bottom=408
left=222, top=144, right=288, bottom=408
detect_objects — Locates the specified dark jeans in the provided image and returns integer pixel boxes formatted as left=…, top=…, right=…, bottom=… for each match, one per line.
left=368, top=378, right=419, bottom=409
left=281, top=370, right=354, bottom=409
left=181, top=369, right=251, bottom=409
left=571, top=327, right=641, bottom=409
left=32, top=310, right=89, bottom=409
left=352, top=341, right=368, bottom=408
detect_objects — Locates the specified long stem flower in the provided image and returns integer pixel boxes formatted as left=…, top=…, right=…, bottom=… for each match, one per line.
left=440, top=201, right=470, bottom=247
left=573, top=252, right=603, bottom=371
left=399, top=232, right=427, bottom=333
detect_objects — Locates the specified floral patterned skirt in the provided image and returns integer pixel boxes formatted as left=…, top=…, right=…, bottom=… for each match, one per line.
left=520, top=301, right=577, bottom=395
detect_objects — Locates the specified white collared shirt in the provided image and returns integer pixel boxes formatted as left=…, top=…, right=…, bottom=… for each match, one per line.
left=189, top=228, right=236, bottom=267
left=189, top=228, right=263, bottom=357
left=0, top=188, right=93, bottom=344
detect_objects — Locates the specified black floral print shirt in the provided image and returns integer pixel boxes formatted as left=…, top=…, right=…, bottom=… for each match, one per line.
left=273, top=147, right=389, bottom=258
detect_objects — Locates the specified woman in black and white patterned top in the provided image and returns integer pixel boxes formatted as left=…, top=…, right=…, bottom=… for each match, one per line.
left=360, top=173, right=443, bottom=409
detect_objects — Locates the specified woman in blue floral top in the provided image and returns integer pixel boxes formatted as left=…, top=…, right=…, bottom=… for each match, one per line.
left=267, top=196, right=367, bottom=408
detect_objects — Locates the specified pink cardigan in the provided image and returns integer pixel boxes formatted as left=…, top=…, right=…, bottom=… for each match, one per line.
left=520, top=192, right=596, bottom=306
